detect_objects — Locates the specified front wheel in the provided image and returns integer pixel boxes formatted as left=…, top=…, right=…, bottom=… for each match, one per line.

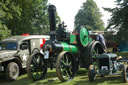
left=56, top=51, right=76, bottom=82
left=122, top=65, right=128, bottom=82
left=88, top=65, right=96, bottom=81
left=5, top=62, right=19, bottom=81
left=27, top=53, right=47, bottom=81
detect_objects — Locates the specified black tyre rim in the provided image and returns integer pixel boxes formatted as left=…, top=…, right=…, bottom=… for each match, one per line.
left=28, top=53, right=47, bottom=81
left=126, top=67, right=128, bottom=80
left=124, top=65, right=128, bottom=82
left=56, top=52, right=75, bottom=82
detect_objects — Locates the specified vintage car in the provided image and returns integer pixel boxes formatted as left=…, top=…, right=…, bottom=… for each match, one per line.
left=88, top=53, right=128, bottom=83
left=0, top=35, right=49, bottom=80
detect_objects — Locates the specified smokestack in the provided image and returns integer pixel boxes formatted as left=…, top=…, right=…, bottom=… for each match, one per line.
left=48, top=5, right=56, bottom=41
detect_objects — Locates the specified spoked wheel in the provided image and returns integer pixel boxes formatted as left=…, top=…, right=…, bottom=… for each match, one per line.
left=122, top=64, right=128, bottom=82
left=56, top=51, right=76, bottom=82
left=27, top=53, right=47, bottom=81
left=88, top=65, right=97, bottom=81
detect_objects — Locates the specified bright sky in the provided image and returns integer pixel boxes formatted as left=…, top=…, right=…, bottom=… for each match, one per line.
left=48, top=0, right=116, bottom=31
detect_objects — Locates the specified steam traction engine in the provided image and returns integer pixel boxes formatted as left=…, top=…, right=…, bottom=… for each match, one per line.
left=26, top=5, right=104, bottom=82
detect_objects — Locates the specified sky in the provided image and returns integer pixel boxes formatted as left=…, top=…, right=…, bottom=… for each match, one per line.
left=48, top=0, right=116, bottom=31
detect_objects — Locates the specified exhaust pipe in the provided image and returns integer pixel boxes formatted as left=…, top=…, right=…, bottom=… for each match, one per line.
left=48, top=5, right=56, bottom=41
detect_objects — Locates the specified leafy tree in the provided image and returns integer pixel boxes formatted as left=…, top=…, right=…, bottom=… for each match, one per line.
left=0, top=0, right=19, bottom=40
left=75, top=0, right=104, bottom=30
left=0, top=0, right=60, bottom=38
left=104, top=0, right=128, bottom=42
left=5, top=0, right=49, bottom=35
left=6, top=0, right=61, bottom=35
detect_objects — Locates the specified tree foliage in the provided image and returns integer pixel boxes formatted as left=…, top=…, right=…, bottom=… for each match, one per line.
left=0, top=0, right=17, bottom=40
left=74, top=0, right=104, bottom=30
left=104, top=0, right=128, bottom=42
left=0, top=0, right=61, bottom=40
left=6, top=0, right=50, bottom=35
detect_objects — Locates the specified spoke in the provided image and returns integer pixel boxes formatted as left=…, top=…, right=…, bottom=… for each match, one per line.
left=39, top=56, right=43, bottom=67
left=65, top=69, right=69, bottom=78
left=35, top=71, right=39, bottom=79
left=32, top=56, right=38, bottom=65
left=36, top=55, right=40, bottom=64
left=66, top=55, right=69, bottom=65
left=96, top=48, right=99, bottom=54
left=31, top=66, right=36, bottom=72
left=62, top=68, right=67, bottom=76
left=61, top=59, right=66, bottom=65
left=68, top=61, right=71, bottom=65
left=67, top=69, right=72, bottom=77
left=92, top=48, right=99, bottom=58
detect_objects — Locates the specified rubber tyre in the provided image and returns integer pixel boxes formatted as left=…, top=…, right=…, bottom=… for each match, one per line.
left=122, top=65, right=128, bottom=83
left=56, top=51, right=76, bottom=82
left=6, top=62, right=19, bottom=81
left=27, top=53, right=47, bottom=81
left=88, top=65, right=96, bottom=81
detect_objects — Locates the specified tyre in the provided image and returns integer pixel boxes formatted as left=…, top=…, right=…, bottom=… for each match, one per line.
left=56, top=51, right=76, bottom=82
left=88, top=65, right=96, bottom=81
left=26, top=53, right=47, bottom=81
left=122, top=64, right=128, bottom=83
left=6, top=62, right=19, bottom=81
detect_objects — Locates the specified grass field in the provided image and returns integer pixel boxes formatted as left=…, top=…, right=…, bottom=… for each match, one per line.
left=0, top=68, right=128, bottom=85
left=0, top=52, right=128, bottom=85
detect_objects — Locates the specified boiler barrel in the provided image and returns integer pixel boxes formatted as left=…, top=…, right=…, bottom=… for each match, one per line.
left=53, top=42, right=78, bottom=53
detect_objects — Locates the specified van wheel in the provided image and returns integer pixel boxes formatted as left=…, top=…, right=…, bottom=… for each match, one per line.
left=6, top=62, right=19, bottom=81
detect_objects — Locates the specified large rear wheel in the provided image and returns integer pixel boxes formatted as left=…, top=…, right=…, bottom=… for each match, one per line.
left=27, top=53, right=47, bottom=81
left=56, top=51, right=76, bottom=82
left=84, top=41, right=105, bottom=69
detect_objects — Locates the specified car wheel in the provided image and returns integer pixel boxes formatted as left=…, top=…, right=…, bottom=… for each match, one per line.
left=122, top=64, right=128, bottom=83
left=88, top=65, right=96, bottom=81
left=6, top=62, right=19, bottom=81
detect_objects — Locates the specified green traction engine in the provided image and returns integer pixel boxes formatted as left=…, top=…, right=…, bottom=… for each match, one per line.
left=26, top=5, right=104, bottom=82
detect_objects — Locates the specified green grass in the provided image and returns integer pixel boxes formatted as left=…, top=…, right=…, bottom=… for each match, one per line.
left=0, top=52, right=128, bottom=85
left=0, top=68, right=128, bottom=85
left=117, top=51, right=128, bottom=57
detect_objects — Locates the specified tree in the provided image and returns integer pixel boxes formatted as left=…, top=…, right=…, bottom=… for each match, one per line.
left=74, top=0, right=104, bottom=30
left=5, top=0, right=49, bottom=35
left=0, top=0, right=60, bottom=38
left=6, top=0, right=61, bottom=35
left=0, top=0, right=19, bottom=40
left=104, top=0, right=128, bottom=42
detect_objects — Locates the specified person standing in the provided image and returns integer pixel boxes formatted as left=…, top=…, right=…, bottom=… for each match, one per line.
left=96, top=33, right=107, bottom=50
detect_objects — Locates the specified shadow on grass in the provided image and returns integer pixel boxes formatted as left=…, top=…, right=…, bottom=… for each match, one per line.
left=0, top=70, right=57, bottom=85
left=74, top=75, right=123, bottom=85
left=0, top=69, right=125, bottom=85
